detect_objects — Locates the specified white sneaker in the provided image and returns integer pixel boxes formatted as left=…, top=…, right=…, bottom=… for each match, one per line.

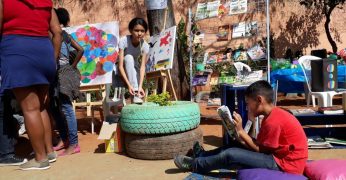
left=14, top=115, right=26, bottom=135
left=133, top=95, right=143, bottom=104
left=18, top=123, right=26, bottom=135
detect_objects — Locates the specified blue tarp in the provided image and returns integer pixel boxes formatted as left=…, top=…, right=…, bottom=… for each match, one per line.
left=270, top=65, right=346, bottom=93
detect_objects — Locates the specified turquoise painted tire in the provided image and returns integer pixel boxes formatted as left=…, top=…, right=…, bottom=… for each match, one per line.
left=121, top=101, right=200, bottom=135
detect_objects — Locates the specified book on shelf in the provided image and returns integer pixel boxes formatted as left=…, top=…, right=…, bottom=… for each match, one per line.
left=318, top=106, right=344, bottom=115
left=192, top=75, right=208, bottom=86
left=325, top=138, right=346, bottom=146
left=308, top=138, right=333, bottom=149
left=288, top=108, right=316, bottom=115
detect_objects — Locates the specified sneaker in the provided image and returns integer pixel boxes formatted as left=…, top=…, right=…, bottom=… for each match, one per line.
left=0, top=155, right=28, bottom=166
left=192, top=141, right=205, bottom=158
left=47, top=151, right=57, bottom=163
left=19, top=159, right=50, bottom=171
left=174, top=155, right=193, bottom=171
left=133, top=95, right=143, bottom=104
left=14, top=115, right=26, bottom=135
left=18, top=124, right=26, bottom=135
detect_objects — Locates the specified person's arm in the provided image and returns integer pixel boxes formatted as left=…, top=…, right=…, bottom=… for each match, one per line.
left=118, top=49, right=135, bottom=95
left=138, top=52, right=148, bottom=97
left=233, top=111, right=260, bottom=152
left=49, top=9, right=62, bottom=61
left=70, top=35, right=84, bottom=68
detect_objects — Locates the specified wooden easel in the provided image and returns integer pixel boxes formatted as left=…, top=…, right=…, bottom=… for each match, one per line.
left=72, top=84, right=106, bottom=134
left=145, top=8, right=177, bottom=101
left=145, top=69, right=177, bottom=101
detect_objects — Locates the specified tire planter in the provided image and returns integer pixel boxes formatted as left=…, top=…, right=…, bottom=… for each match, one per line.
left=121, top=101, right=200, bottom=135
left=125, top=127, right=203, bottom=160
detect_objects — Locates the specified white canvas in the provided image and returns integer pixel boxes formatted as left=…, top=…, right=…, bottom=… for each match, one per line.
left=146, top=26, right=177, bottom=72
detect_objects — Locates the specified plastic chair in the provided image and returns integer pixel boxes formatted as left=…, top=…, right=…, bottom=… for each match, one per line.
left=102, top=84, right=126, bottom=118
left=298, top=55, right=341, bottom=107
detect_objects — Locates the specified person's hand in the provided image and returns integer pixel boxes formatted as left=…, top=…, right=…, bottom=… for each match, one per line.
left=138, top=88, right=145, bottom=98
left=233, top=111, right=244, bottom=132
left=128, top=86, right=135, bottom=95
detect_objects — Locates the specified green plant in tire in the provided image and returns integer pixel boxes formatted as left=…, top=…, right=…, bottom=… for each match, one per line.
left=147, top=92, right=173, bottom=106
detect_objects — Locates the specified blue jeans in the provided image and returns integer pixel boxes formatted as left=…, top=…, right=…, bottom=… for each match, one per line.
left=0, top=95, right=17, bottom=159
left=193, top=146, right=280, bottom=174
left=50, top=94, right=78, bottom=145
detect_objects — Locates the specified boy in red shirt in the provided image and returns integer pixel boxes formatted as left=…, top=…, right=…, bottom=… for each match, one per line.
left=174, top=80, right=308, bottom=174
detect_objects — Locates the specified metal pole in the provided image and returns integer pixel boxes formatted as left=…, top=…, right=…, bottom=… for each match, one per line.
left=188, top=8, right=193, bottom=101
left=266, top=0, right=271, bottom=83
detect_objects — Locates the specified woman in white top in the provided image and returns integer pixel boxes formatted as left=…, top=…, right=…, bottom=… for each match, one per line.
left=118, top=18, right=149, bottom=103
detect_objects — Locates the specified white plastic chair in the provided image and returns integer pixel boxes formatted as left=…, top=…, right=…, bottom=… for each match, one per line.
left=102, top=84, right=126, bottom=118
left=298, top=55, right=342, bottom=107
left=233, top=62, right=252, bottom=74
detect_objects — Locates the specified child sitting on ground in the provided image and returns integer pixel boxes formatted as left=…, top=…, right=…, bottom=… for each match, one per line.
left=174, top=80, right=308, bottom=175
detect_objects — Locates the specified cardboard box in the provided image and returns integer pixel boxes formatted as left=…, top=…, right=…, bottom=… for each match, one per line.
left=98, top=122, right=123, bottom=153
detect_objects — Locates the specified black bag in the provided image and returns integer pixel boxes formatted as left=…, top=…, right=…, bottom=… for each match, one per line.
left=56, top=31, right=81, bottom=100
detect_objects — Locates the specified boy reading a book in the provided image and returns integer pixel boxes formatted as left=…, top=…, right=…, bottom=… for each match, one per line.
left=174, top=80, right=308, bottom=175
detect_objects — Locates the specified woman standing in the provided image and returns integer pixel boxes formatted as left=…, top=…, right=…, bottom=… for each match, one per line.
left=118, top=18, right=150, bottom=103
left=51, top=7, right=84, bottom=156
left=0, top=0, right=62, bottom=170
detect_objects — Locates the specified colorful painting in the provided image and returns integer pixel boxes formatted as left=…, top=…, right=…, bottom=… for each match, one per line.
left=65, top=21, right=119, bottom=86
left=146, top=26, right=176, bottom=73
left=216, top=25, right=230, bottom=41
left=247, top=44, right=265, bottom=60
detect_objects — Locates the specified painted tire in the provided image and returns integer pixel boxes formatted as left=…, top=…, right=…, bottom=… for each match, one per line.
left=121, top=101, right=200, bottom=134
left=125, top=127, right=203, bottom=160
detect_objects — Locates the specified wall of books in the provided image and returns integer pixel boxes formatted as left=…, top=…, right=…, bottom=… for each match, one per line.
left=191, top=0, right=268, bottom=90
left=194, top=0, right=266, bottom=52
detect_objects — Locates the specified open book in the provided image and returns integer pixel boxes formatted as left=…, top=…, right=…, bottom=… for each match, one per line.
left=217, top=106, right=253, bottom=140
left=308, top=138, right=333, bottom=149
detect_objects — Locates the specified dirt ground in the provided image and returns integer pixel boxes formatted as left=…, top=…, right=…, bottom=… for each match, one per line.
left=0, top=96, right=346, bottom=180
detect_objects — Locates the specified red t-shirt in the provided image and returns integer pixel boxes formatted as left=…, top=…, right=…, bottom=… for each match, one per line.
left=257, top=107, right=308, bottom=174
left=2, top=0, right=52, bottom=37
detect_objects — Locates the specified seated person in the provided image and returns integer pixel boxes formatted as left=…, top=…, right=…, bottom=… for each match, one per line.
left=174, top=80, right=308, bottom=175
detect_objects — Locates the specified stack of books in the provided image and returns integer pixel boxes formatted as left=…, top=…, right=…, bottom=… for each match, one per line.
left=318, top=106, right=344, bottom=115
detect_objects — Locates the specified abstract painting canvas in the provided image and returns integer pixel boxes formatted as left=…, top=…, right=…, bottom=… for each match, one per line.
left=146, top=26, right=176, bottom=73
left=66, top=21, right=119, bottom=86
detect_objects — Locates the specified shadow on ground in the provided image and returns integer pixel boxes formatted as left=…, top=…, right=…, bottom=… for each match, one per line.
left=203, top=135, right=223, bottom=147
